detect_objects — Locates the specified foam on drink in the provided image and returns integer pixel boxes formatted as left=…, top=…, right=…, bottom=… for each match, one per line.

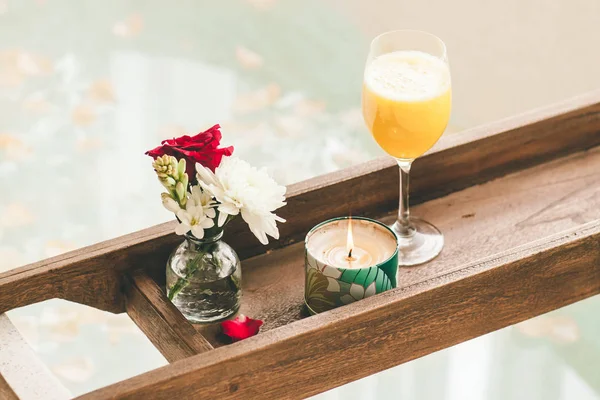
left=364, top=50, right=450, bottom=102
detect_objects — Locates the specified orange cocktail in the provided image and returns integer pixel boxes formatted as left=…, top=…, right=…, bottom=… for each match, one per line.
left=362, top=50, right=451, bottom=160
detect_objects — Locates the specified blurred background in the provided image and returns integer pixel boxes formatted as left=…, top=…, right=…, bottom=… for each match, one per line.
left=0, top=0, right=599, bottom=398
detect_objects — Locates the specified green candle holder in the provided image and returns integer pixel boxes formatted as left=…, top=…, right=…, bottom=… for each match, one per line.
left=304, top=216, right=399, bottom=314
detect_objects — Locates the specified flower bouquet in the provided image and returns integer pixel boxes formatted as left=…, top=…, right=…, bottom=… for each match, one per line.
left=146, top=125, right=286, bottom=323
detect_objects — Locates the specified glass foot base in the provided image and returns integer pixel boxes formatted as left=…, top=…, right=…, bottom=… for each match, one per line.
left=391, top=218, right=444, bottom=266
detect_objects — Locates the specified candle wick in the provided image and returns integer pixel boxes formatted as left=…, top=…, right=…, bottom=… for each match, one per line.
left=348, top=249, right=352, bottom=258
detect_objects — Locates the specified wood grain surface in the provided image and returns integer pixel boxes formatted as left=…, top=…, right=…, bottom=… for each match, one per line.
left=80, top=219, right=600, bottom=400
left=81, top=143, right=600, bottom=399
left=195, top=146, right=600, bottom=337
left=1, top=90, right=599, bottom=315
left=125, top=270, right=213, bottom=362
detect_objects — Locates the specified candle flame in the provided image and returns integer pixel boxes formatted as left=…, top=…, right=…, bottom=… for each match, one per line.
left=346, top=218, right=354, bottom=258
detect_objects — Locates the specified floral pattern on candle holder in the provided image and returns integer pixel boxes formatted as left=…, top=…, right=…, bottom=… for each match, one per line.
left=304, top=242, right=398, bottom=314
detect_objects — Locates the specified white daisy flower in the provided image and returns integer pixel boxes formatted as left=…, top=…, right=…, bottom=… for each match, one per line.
left=196, top=156, right=286, bottom=245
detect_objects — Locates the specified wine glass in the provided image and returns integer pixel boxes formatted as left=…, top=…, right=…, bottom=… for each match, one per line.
left=362, top=30, right=451, bottom=266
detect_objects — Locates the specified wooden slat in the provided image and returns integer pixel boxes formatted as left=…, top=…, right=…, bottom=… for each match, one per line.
left=1, top=90, right=599, bottom=314
left=0, top=374, right=19, bottom=400
left=125, top=270, right=213, bottom=362
left=79, top=220, right=600, bottom=399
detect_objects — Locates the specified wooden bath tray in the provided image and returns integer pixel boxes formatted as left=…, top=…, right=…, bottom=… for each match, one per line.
left=1, top=91, right=600, bottom=399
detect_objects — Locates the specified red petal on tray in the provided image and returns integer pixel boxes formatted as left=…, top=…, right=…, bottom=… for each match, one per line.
left=221, top=314, right=263, bottom=342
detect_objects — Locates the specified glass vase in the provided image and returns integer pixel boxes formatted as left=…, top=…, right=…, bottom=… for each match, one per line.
left=166, top=231, right=241, bottom=323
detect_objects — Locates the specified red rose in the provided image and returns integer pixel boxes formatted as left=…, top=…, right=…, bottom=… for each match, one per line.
left=145, top=124, right=234, bottom=180
left=221, top=314, right=263, bottom=342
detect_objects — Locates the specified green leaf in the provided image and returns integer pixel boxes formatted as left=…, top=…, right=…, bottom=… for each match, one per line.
left=305, top=267, right=336, bottom=313
left=374, top=268, right=393, bottom=293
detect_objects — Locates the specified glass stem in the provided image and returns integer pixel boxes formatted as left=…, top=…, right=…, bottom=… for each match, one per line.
left=397, top=160, right=415, bottom=237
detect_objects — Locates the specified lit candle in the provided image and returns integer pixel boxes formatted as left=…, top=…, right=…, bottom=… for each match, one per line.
left=307, top=217, right=396, bottom=269
left=304, top=217, right=398, bottom=314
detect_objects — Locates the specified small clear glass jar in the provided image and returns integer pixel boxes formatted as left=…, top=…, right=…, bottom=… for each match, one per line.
left=166, top=231, right=241, bottom=323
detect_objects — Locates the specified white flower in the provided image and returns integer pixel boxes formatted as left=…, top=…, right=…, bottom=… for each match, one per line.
left=161, top=193, right=181, bottom=213
left=188, top=185, right=216, bottom=219
left=196, top=156, right=286, bottom=245
left=174, top=201, right=215, bottom=239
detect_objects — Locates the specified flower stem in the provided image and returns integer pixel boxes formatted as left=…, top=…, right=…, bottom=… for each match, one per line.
left=167, top=251, right=206, bottom=300
left=167, top=215, right=235, bottom=301
left=167, top=238, right=224, bottom=300
left=167, top=276, right=190, bottom=300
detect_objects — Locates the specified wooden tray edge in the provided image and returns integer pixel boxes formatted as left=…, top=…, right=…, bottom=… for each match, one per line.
left=79, top=220, right=600, bottom=399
